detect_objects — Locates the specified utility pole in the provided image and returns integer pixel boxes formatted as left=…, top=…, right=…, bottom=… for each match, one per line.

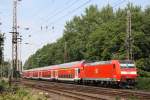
left=0, top=13, right=2, bottom=78
left=10, top=0, right=20, bottom=82
left=126, top=10, right=133, bottom=60
left=1, top=33, right=4, bottom=78
left=0, top=33, right=4, bottom=79
left=18, top=35, right=22, bottom=72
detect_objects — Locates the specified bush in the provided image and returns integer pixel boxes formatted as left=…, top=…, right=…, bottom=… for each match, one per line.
left=0, top=85, right=48, bottom=100
left=138, top=70, right=150, bottom=77
left=135, top=77, right=150, bottom=91
left=0, top=79, right=8, bottom=93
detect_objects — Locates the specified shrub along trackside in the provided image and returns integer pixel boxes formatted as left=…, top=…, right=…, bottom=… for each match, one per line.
left=0, top=79, right=8, bottom=93
left=0, top=80, right=48, bottom=100
left=135, top=77, right=150, bottom=91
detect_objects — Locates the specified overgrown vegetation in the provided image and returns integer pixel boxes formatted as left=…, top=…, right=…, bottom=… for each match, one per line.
left=0, top=80, right=48, bottom=100
left=24, top=4, right=150, bottom=76
left=135, top=77, right=150, bottom=91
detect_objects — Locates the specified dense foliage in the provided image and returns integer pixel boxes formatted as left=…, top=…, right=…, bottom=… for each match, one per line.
left=135, top=77, right=150, bottom=91
left=24, top=4, right=150, bottom=75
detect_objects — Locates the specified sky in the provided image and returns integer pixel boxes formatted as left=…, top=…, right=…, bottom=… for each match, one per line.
left=0, top=0, right=150, bottom=64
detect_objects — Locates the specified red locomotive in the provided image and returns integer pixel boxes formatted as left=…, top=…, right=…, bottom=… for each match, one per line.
left=22, top=60, right=137, bottom=87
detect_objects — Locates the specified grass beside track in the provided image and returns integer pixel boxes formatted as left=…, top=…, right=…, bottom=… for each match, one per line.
left=0, top=79, right=48, bottom=100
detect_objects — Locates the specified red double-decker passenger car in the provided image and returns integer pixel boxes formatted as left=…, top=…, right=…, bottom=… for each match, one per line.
left=23, top=60, right=137, bottom=87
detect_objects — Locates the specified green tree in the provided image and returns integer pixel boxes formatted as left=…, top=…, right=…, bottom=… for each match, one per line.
left=24, top=4, right=150, bottom=75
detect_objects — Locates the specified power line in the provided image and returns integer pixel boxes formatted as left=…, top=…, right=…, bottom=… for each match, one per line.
left=29, top=0, right=125, bottom=36
left=113, top=0, right=126, bottom=9
left=48, top=0, right=91, bottom=26
left=29, top=0, right=91, bottom=33
left=31, top=0, right=79, bottom=27
left=41, top=0, right=80, bottom=25
left=30, top=1, right=54, bottom=21
left=48, top=0, right=125, bottom=28
left=25, top=0, right=80, bottom=33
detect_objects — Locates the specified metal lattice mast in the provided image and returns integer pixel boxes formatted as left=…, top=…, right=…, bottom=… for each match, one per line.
left=11, top=0, right=19, bottom=78
left=126, top=10, right=133, bottom=60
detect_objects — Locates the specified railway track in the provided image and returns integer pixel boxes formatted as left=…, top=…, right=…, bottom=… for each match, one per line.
left=19, top=79, right=150, bottom=100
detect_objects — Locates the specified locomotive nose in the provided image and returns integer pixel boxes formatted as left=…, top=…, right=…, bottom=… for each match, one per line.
left=120, top=68, right=137, bottom=82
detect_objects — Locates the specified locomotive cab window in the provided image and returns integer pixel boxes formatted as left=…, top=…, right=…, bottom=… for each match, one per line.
left=119, top=60, right=135, bottom=68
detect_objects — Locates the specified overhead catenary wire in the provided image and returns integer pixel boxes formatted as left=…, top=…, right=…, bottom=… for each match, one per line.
left=45, top=0, right=125, bottom=28
left=29, top=0, right=126, bottom=35
left=30, top=0, right=79, bottom=27
left=41, top=0, right=80, bottom=25
left=26, top=0, right=80, bottom=32
left=29, top=0, right=92, bottom=33
left=113, top=0, right=126, bottom=9
left=47, top=0, right=91, bottom=27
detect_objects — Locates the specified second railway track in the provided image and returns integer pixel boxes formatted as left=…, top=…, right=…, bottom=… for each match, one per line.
left=19, top=79, right=150, bottom=100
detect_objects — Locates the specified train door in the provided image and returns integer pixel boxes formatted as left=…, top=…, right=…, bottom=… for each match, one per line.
left=40, top=71, right=42, bottom=78
left=55, top=70, right=58, bottom=79
left=51, top=70, right=54, bottom=79
left=75, top=68, right=79, bottom=79
left=39, top=71, right=42, bottom=78
left=38, top=71, right=40, bottom=78
left=31, top=71, right=33, bottom=78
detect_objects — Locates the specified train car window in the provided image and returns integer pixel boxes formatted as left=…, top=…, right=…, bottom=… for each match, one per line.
left=71, top=74, right=73, bottom=78
left=78, top=69, right=80, bottom=73
left=67, top=75, right=69, bottom=78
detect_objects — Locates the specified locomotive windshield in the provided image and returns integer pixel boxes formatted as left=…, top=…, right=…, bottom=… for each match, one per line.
left=119, top=60, right=135, bottom=68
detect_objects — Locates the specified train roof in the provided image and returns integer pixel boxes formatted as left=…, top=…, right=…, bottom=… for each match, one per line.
left=85, top=61, right=111, bottom=66
left=24, top=60, right=134, bottom=72
left=24, top=60, right=85, bottom=72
